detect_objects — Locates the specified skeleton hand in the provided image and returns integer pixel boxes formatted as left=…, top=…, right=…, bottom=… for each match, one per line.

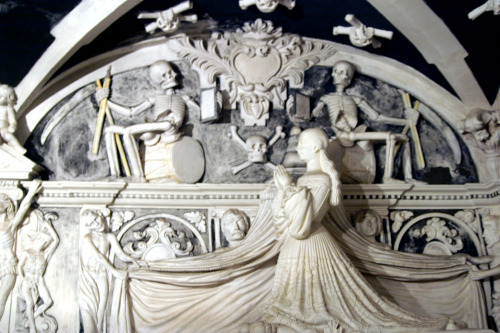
left=274, top=165, right=292, bottom=189
left=105, top=124, right=125, bottom=135
left=95, top=86, right=110, bottom=103
left=8, top=124, right=16, bottom=133
left=403, top=108, right=419, bottom=124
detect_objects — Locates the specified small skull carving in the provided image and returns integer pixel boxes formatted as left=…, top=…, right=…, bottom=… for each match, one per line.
left=246, top=135, right=268, bottom=163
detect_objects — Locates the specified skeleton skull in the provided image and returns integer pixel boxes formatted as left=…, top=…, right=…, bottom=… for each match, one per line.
left=149, top=60, right=178, bottom=90
left=246, top=135, right=268, bottom=163
left=332, top=61, right=355, bottom=87
left=256, top=0, right=279, bottom=13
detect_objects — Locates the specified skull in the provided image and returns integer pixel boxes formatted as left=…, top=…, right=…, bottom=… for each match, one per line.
left=256, top=0, right=279, bottom=13
left=246, top=135, right=268, bottom=163
left=332, top=60, right=355, bottom=87
left=149, top=60, right=178, bottom=90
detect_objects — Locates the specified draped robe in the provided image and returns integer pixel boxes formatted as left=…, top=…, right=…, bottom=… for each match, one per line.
left=111, top=186, right=488, bottom=332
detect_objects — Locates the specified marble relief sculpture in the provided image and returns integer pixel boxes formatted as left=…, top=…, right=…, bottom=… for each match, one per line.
left=17, top=210, right=59, bottom=333
left=0, top=180, right=41, bottom=321
left=78, top=208, right=140, bottom=333
left=98, top=60, right=205, bottom=183
left=261, top=128, right=456, bottom=332
left=459, top=108, right=500, bottom=180
left=229, top=125, right=285, bottom=174
left=172, top=19, right=335, bottom=125
left=0, top=84, right=26, bottom=155
left=313, top=60, right=421, bottom=184
left=221, top=209, right=250, bottom=247
left=137, top=1, right=197, bottom=34
left=333, top=14, right=393, bottom=48
left=239, top=0, right=295, bottom=13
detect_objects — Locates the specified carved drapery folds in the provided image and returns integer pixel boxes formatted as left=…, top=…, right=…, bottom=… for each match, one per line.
left=171, top=19, right=335, bottom=125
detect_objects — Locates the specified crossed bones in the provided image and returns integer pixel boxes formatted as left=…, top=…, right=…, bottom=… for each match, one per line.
left=228, top=125, right=285, bottom=174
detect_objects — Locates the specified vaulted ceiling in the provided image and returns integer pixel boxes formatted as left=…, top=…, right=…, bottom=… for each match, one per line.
left=0, top=0, right=498, bottom=109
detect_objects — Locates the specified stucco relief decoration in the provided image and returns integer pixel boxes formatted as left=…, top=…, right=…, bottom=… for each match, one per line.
left=454, top=209, right=478, bottom=233
left=412, top=217, right=464, bottom=255
left=184, top=211, right=207, bottom=233
left=121, top=216, right=209, bottom=261
left=172, top=19, right=335, bottom=125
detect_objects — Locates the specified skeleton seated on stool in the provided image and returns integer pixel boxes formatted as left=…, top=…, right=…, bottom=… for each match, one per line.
left=313, top=60, right=422, bottom=184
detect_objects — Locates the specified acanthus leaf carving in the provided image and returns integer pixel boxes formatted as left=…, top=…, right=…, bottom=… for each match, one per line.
left=412, top=217, right=463, bottom=254
left=184, top=211, right=207, bottom=233
left=123, top=218, right=194, bottom=260
left=171, top=19, right=336, bottom=125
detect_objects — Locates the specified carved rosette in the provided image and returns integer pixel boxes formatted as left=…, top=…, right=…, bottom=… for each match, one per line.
left=171, top=19, right=336, bottom=125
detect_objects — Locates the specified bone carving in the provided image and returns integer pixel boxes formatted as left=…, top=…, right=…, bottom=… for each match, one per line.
left=239, top=0, right=295, bottom=13
left=229, top=124, right=285, bottom=174
left=333, top=14, right=393, bottom=48
left=171, top=19, right=335, bottom=126
left=137, top=1, right=198, bottom=34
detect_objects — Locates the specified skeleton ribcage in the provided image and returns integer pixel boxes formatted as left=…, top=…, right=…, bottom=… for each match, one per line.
left=154, top=94, right=185, bottom=120
left=321, top=94, right=358, bottom=131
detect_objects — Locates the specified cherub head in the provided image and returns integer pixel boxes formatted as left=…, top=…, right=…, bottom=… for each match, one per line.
left=354, top=209, right=382, bottom=240
left=221, top=209, right=250, bottom=246
left=0, top=84, right=17, bottom=106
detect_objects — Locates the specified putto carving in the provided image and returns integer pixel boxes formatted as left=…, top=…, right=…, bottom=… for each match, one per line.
left=228, top=124, right=285, bottom=174
left=172, top=19, right=335, bottom=125
left=184, top=211, right=207, bottom=233
left=390, top=210, right=414, bottom=233
left=239, top=0, right=295, bottom=13
left=137, top=1, right=198, bottom=34
left=123, top=218, right=194, bottom=260
left=333, top=14, right=393, bottom=48
left=459, top=108, right=500, bottom=180
left=0, top=84, right=26, bottom=155
left=18, top=210, right=59, bottom=333
left=411, top=217, right=463, bottom=255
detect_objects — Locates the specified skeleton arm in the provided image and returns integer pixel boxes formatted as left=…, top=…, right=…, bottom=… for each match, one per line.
left=268, top=126, right=285, bottom=147
left=228, top=125, right=247, bottom=149
left=182, top=95, right=200, bottom=113
left=356, top=97, right=407, bottom=127
left=312, top=101, right=326, bottom=117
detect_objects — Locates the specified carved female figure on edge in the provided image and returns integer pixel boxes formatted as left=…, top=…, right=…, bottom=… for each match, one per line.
left=263, top=128, right=458, bottom=332
left=0, top=180, right=41, bottom=320
left=78, top=208, right=140, bottom=333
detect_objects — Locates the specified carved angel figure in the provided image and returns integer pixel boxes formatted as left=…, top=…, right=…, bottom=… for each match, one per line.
left=78, top=208, right=140, bottom=333
left=0, top=180, right=41, bottom=321
left=262, top=128, right=457, bottom=332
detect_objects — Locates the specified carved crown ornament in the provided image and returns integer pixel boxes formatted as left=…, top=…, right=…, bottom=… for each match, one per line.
left=171, top=19, right=336, bottom=125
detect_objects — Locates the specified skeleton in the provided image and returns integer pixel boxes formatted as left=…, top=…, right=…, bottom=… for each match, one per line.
left=228, top=125, right=285, bottom=174
left=137, top=1, right=198, bottom=34
left=333, top=14, right=393, bottom=48
left=313, top=60, right=422, bottom=184
left=97, top=60, right=198, bottom=179
left=239, top=0, right=295, bottom=13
